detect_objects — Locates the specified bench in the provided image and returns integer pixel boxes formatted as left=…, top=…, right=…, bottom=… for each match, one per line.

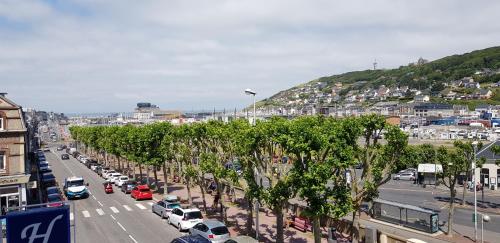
left=292, top=217, right=311, bottom=232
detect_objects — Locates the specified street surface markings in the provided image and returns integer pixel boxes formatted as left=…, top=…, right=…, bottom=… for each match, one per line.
left=147, top=202, right=153, bottom=206
left=129, top=235, right=138, bottom=243
left=123, top=205, right=133, bottom=211
left=70, top=213, right=74, bottom=221
left=96, top=208, right=105, bottom=216
left=135, top=203, right=146, bottom=210
left=110, top=206, right=120, bottom=213
left=110, top=215, right=116, bottom=220
left=98, top=201, right=104, bottom=207
left=82, top=210, right=91, bottom=218
left=92, top=195, right=97, bottom=200
left=117, top=222, right=127, bottom=232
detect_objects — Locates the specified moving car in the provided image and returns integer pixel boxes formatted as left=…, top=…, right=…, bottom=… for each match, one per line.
left=168, top=208, right=203, bottom=231
left=104, top=182, right=114, bottom=194
left=152, top=200, right=181, bottom=218
left=63, top=177, right=89, bottom=199
left=115, top=176, right=129, bottom=187
left=170, top=235, right=211, bottom=243
left=121, top=181, right=137, bottom=194
left=189, top=220, right=230, bottom=243
left=131, top=185, right=153, bottom=200
left=61, top=154, right=70, bottom=160
left=46, top=194, right=64, bottom=207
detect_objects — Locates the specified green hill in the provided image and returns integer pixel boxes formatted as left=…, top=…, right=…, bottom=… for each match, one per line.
left=260, top=46, right=500, bottom=108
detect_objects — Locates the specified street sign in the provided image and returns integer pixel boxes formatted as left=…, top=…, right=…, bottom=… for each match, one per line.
left=6, top=205, right=70, bottom=243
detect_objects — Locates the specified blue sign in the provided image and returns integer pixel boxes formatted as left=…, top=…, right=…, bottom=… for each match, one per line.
left=6, top=206, right=70, bottom=243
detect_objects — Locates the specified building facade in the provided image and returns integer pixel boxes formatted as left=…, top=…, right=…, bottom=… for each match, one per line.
left=0, top=93, right=30, bottom=213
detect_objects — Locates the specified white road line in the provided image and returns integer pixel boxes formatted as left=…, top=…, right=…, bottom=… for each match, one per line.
left=82, top=211, right=90, bottom=218
left=70, top=213, right=74, bottom=221
left=92, top=195, right=97, bottom=200
left=147, top=202, right=153, bottom=206
left=129, top=235, right=138, bottom=243
left=96, top=208, right=105, bottom=216
left=135, top=203, right=146, bottom=210
left=110, top=215, right=116, bottom=220
left=98, top=201, right=104, bottom=207
left=88, top=190, right=92, bottom=195
left=123, top=205, right=132, bottom=211
left=110, top=206, right=119, bottom=213
left=117, top=222, right=127, bottom=232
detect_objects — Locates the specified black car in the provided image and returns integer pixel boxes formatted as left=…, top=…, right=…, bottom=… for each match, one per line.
left=46, top=186, right=60, bottom=196
left=121, top=181, right=137, bottom=193
left=56, top=146, right=64, bottom=151
left=170, top=235, right=210, bottom=243
left=61, top=154, right=70, bottom=160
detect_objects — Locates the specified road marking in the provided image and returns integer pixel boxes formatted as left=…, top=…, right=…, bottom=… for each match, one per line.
left=70, top=213, right=74, bottom=221
left=117, top=222, right=127, bottom=232
left=92, top=195, right=96, bottom=200
left=110, top=206, right=119, bottom=213
left=82, top=211, right=90, bottom=218
left=123, top=205, right=132, bottom=211
left=98, top=201, right=104, bottom=207
left=88, top=190, right=92, bottom=195
left=96, top=208, right=105, bottom=216
left=129, top=235, right=138, bottom=243
left=135, top=203, right=146, bottom=210
left=110, top=215, right=116, bottom=220
left=147, top=202, right=153, bottom=206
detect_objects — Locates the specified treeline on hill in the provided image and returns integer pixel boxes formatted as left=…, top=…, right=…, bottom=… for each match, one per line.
left=70, top=115, right=411, bottom=243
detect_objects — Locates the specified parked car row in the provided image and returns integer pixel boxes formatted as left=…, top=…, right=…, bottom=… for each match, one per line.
left=36, top=149, right=63, bottom=207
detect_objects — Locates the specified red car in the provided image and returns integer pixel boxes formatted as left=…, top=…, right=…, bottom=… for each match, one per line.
left=47, top=194, right=64, bottom=207
left=131, top=185, right=152, bottom=200
left=104, top=182, right=114, bottom=194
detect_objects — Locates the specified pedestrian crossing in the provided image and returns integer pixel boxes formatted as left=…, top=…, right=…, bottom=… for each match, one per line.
left=72, top=202, right=151, bottom=220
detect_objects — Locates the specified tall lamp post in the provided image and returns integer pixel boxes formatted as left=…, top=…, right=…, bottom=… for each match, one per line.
left=245, top=88, right=258, bottom=240
left=481, top=214, right=490, bottom=243
left=472, top=140, right=478, bottom=242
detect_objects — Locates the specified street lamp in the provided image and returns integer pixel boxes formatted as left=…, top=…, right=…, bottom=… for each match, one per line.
left=472, top=140, right=478, bottom=242
left=244, top=88, right=257, bottom=126
left=481, top=214, right=490, bottom=243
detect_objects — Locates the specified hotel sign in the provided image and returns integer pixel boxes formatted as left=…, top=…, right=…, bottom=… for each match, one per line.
left=0, top=175, right=30, bottom=186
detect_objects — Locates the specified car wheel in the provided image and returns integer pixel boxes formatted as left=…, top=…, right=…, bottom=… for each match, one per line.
left=167, top=217, right=172, bottom=225
left=161, top=212, right=165, bottom=219
left=178, top=224, right=182, bottom=232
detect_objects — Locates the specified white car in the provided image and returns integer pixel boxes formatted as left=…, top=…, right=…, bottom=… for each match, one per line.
left=394, top=172, right=415, bottom=181
left=168, top=208, right=203, bottom=231
left=103, top=170, right=116, bottom=179
left=107, top=173, right=122, bottom=184
left=115, top=176, right=129, bottom=187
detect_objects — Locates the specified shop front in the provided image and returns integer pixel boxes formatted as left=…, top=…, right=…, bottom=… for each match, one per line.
left=0, top=174, right=29, bottom=214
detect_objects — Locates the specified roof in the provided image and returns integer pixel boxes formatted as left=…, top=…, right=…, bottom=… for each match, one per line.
left=66, top=176, right=84, bottom=181
left=373, top=199, right=437, bottom=214
left=180, top=208, right=201, bottom=213
left=203, top=220, right=225, bottom=228
left=476, top=140, right=500, bottom=163
left=414, top=103, right=453, bottom=110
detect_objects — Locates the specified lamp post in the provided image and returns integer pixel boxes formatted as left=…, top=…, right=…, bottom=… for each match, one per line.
left=245, top=88, right=258, bottom=240
left=481, top=214, right=490, bottom=243
left=472, top=141, right=478, bottom=242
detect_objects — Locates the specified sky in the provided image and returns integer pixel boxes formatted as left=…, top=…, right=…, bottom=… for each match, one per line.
left=1, top=0, right=500, bottom=113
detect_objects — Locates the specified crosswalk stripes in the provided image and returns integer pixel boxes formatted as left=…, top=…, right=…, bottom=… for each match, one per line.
left=82, top=210, right=90, bottom=218
left=135, top=203, right=146, bottom=210
left=110, top=206, right=120, bottom=213
left=96, top=208, right=105, bottom=216
left=123, top=205, right=133, bottom=211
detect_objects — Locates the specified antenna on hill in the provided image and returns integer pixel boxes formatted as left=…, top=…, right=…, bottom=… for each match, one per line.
left=373, top=59, right=378, bottom=70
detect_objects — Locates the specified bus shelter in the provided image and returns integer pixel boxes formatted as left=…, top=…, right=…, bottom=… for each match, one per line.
left=372, top=199, right=439, bottom=233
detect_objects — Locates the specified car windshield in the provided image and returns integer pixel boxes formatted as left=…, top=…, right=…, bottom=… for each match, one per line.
left=185, top=211, right=202, bottom=219
left=211, top=226, right=229, bottom=235
left=68, top=180, right=84, bottom=187
left=120, top=177, right=128, bottom=180
left=167, top=203, right=181, bottom=209
left=48, top=195, right=61, bottom=202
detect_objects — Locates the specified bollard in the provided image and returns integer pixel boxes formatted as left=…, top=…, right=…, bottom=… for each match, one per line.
left=365, top=227, right=377, bottom=243
left=327, top=227, right=337, bottom=243
left=379, top=233, right=388, bottom=243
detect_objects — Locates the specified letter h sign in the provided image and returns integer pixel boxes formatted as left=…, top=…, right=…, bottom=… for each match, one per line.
left=6, top=206, right=70, bottom=243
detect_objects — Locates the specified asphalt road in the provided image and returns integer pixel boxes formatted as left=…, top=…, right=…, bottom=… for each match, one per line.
left=379, top=180, right=500, bottom=240
left=45, top=147, right=183, bottom=243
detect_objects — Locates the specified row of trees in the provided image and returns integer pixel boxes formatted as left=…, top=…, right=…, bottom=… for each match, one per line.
left=69, top=114, right=409, bottom=243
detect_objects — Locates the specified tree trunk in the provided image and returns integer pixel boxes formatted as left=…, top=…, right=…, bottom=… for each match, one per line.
left=199, top=181, right=208, bottom=213
left=117, top=156, right=121, bottom=171
left=461, top=171, right=468, bottom=206
left=447, top=186, right=456, bottom=236
left=138, top=163, right=143, bottom=184
left=275, top=208, right=285, bottom=243
left=187, top=179, right=193, bottom=206
left=351, top=210, right=361, bottom=243
left=162, top=163, right=169, bottom=195
left=146, top=165, right=150, bottom=186
left=153, top=166, right=159, bottom=191
left=313, top=216, right=321, bottom=243
left=245, top=197, right=253, bottom=235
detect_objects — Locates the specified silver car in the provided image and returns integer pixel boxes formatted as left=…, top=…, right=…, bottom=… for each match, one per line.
left=151, top=200, right=181, bottom=218
left=189, top=220, right=230, bottom=243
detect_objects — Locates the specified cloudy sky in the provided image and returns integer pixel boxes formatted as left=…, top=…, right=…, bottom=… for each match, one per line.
left=1, top=0, right=499, bottom=113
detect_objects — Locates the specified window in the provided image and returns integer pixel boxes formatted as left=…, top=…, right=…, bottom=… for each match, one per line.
left=0, top=117, right=3, bottom=130
left=0, top=153, right=6, bottom=170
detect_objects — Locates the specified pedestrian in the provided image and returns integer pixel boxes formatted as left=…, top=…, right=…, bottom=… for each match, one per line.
left=212, top=192, right=220, bottom=210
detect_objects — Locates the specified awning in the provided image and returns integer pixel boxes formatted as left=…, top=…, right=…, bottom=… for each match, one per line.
left=417, top=164, right=443, bottom=173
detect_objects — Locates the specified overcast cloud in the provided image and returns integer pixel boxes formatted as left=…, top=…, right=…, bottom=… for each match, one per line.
left=1, top=0, right=500, bottom=113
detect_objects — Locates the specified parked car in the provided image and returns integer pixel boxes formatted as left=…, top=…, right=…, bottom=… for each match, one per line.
left=189, top=220, right=230, bottom=243
left=394, top=172, right=415, bottom=181
left=168, top=208, right=203, bottom=231
left=121, top=181, right=137, bottom=194
left=56, top=146, right=64, bottom=151
left=170, top=235, right=211, bottom=243
left=131, top=185, right=153, bottom=200
left=152, top=200, right=181, bottom=218
left=107, top=173, right=122, bottom=184
left=46, top=193, right=64, bottom=207
left=61, top=154, right=70, bottom=160
left=103, top=170, right=116, bottom=179
left=98, top=167, right=110, bottom=177
left=45, top=186, right=60, bottom=196
left=224, top=236, right=258, bottom=243
left=115, top=176, right=129, bottom=187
